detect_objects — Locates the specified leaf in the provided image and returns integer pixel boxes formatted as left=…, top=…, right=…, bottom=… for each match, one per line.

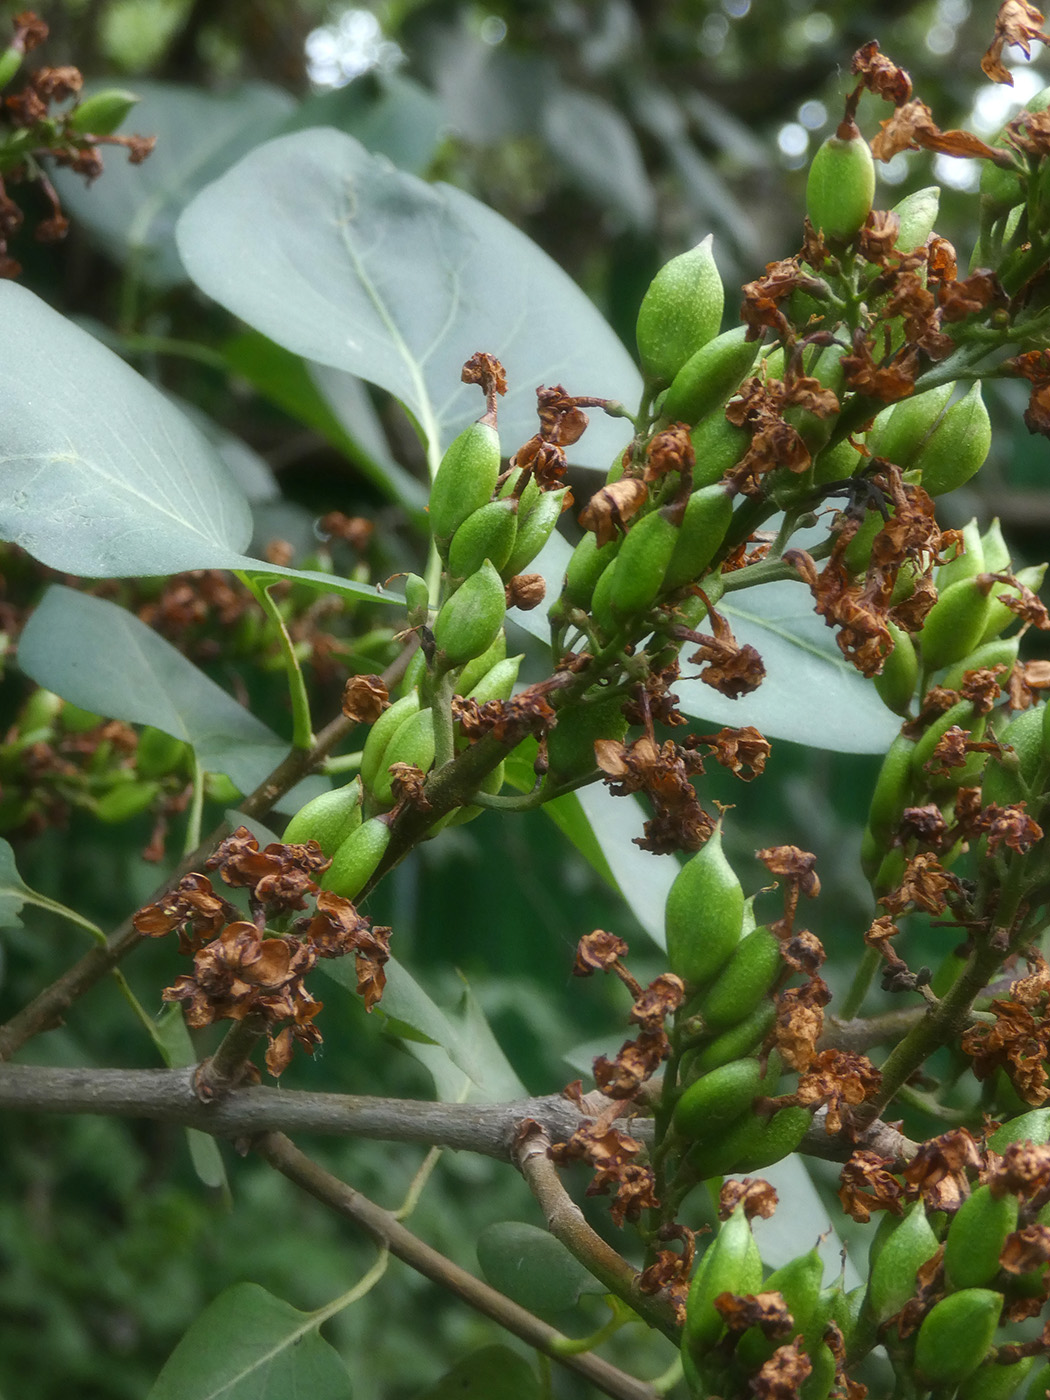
left=542, top=87, right=654, bottom=233
left=17, top=587, right=323, bottom=810
left=283, top=71, right=444, bottom=175
left=321, top=956, right=524, bottom=1102
left=176, top=128, right=640, bottom=465
left=513, top=531, right=900, bottom=753
left=152, top=1005, right=230, bottom=1195
left=0, top=836, right=105, bottom=940
left=476, top=1222, right=605, bottom=1317
left=412, top=1346, right=539, bottom=1400
left=0, top=282, right=396, bottom=600
left=53, top=81, right=296, bottom=286
left=146, top=1282, right=351, bottom=1400
left=575, top=786, right=677, bottom=948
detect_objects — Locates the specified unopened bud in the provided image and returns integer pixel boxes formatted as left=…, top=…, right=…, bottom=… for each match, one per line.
left=635, top=234, right=724, bottom=389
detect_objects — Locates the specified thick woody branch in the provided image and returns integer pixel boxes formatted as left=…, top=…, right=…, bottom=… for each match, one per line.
left=255, top=1132, right=661, bottom=1400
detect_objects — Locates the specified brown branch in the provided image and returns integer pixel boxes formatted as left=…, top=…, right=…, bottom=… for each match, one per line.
left=514, top=1124, right=680, bottom=1343
left=255, top=1131, right=661, bottom=1400
left=800, top=1105, right=918, bottom=1166
left=818, top=1006, right=927, bottom=1053
left=0, top=643, right=417, bottom=1063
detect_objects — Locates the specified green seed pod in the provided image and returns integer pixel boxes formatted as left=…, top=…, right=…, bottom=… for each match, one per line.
left=636, top=234, right=725, bottom=389
left=942, top=637, right=1019, bottom=692
left=455, top=631, right=507, bottom=698
left=503, top=487, right=568, bottom=578
left=0, top=46, right=23, bottom=90
left=987, top=1107, right=1050, bottom=1153
left=691, top=1001, right=776, bottom=1075
left=936, top=519, right=987, bottom=593
left=784, top=341, right=847, bottom=458
left=68, top=88, right=141, bottom=136
left=465, top=654, right=522, bottom=705
left=944, top=1184, right=1019, bottom=1290
left=737, top=1244, right=826, bottom=1370
left=433, top=560, right=507, bottom=668
left=659, top=326, right=761, bottom=427
left=684, top=1100, right=767, bottom=1181
left=661, top=484, right=734, bottom=593
left=135, top=725, right=190, bottom=779
left=805, top=123, right=875, bottom=243
left=431, top=760, right=507, bottom=831
left=403, top=573, right=431, bottom=629
left=867, top=382, right=956, bottom=469
left=1026, top=1363, right=1050, bottom=1400
left=673, top=1056, right=764, bottom=1140
left=447, top=498, right=519, bottom=583
left=919, top=579, right=993, bottom=674
left=959, top=1356, right=1038, bottom=1400
left=684, top=1204, right=763, bottom=1356
left=917, top=382, right=992, bottom=496
left=546, top=693, right=627, bottom=782
left=665, top=823, right=745, bottom=991
left=560, top=533, right=621, bottom=612
left=911, top=698, right=977, bottom=776
left=608, top=507, right=680, bottom=619
left=281, top=777, right=364, bottom=857
left=731, top=1104, right=811, bottom=1173
left=498, top=465, right=541, bottom=517
left=842, top=507, right=885, bottom=576
left=96, top=779, right=160, bottom=823
left=978, top=563, right=1047, bottom=645
left=360, top=692, right=421, bottom=791
left=873, top=623, right=918, bottom=716
left=321, top=815, right=392, bottom=900
left=982, top=704, right=1045, bottom=808
left=698, top=927, right=783, bottom=1033
left=810, top=433, right=862, bottom=489
left=690, top=410, right=751, bottom=487
left=429, top=420, right=501, bottom=547
left=914, top=1288, right=1003, bottom=1389
left=867, top=1202, right=941, bottom=1324
left=892, top=185, right=940, bottom=254
left=371, top=706, right=436, bottom=805
left=981, top=518, right=1012, bottom=575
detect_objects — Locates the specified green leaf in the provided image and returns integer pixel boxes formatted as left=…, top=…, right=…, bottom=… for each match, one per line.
left=0, top=836, right=105, bottom=940
left=54, top=81, right=295, bottom=285
left=17, top=587, right=322, bottom=810
left=0, top=283, right=396, bottom=600
left=146, top=1282, right=351, bottom=1400
left=176, top=129, right=640, bottom=465
left=412, top=1346, right=539, bottom=1400
left=153, top=1006, right=230, bottom=1195
left=477, top=1222, right=605, bottom=1317
left=542, top=87, right=654, bottom=233
left=282, top=71, right=444, bottom=175
left=322, top=957, right=524, bottom=1102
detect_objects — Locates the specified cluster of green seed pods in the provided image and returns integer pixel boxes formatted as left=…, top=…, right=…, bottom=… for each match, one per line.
left=663, top=827, right=810, bottom=1180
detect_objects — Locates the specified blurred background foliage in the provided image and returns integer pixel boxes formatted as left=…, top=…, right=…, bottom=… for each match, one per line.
left=0, top=1, right=1047, bottom=1396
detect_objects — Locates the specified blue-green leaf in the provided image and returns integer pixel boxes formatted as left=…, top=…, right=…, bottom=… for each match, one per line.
left=176, top=129, right=640, bottom=465
left=146, top=1283, right=351, bottom=1400
left=477, top=1222, right=605, bottom=1317
left=412, top=1346, right=538, bottom=1400
left=17, top=587, right=321, bottom=809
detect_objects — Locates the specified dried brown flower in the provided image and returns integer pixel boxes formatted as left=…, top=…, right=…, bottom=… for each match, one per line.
left=983, top=0, right=1050, bottom=83
left=839, top=1150, right=904, bottom=1223
left=578, top=478, right=648, bottom=547
left=719, top=1177, right=779, bottom=1221
left=573, top=929, right=630, bottom=976
left=342, top=674, right=389, bottom=724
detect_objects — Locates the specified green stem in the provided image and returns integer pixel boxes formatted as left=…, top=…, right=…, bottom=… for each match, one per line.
left=238, top=573, right=313, bottom=751
left=183, top=752, right=204, bottom=858
left=322, top=751, right=364, bottom=775
left=548, top=1305, right=629, bottom=1357
left=839, top=945, right=880, bottom=1020
left=431, top=670, right=456, bottom=772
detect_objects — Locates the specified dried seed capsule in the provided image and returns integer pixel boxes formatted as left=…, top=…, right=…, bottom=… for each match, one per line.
left=805, top=123, right=875, bottom=243
left=69, top=88, right=141, bottom=136
left=659, top=326, right=761, bottom=427
left=661, top=484, right=734, bottom=593
left=546, top=692, right=627, bottom=782
left=919, top=579, right=993, bottom=674
left=455, top=631, right=507, bottom=698
left=978, top=563, right=1047, bottom=646
left=917, top=382, right=992, bottom=497
left=503, top=487, right=569, bottom=578
left=664, top=822, right=745, bottom=991
left=867, top=382, right=955, bottom=470
left=959, top=1356, right=1038, bottom=1400
left=684, top=1203, right=763, bottom=1356
left=636, top=234, right=725, bottom=389
left=370, top=706, right=436, bottom=805
left=608, top=507, right=680, bottom=619
left=873, top=623, right=918, bottom=716
left=987, top=1107, right=1050, bottom=1152
left=698, top=926, right=783, bottom=1032
left=360, top=692, right=421, bottom=791
left=673, top=1056, right=765, bottom=1140
left=321, top=815, right=392, bottom=900
left=428, top=420, right=501, bottom=548
left=867, top=1202, right=941, bottom=1325
left=690, top=1001, right=776, bottom=1075
left=914, top=1288, right=1003, bottom=1389
left=433, top=560, right=507, bottom=668
left=690, top=410, right=751, bottom=487
left=892, top=185, right=940, bottom=254
left=447, top=499, right=518, bottom=583
left=465, top=654, right=522, bottom=705
left=281, top=777, right=363, bottom=857
left=944, top=1184, right=1019, bottom=1291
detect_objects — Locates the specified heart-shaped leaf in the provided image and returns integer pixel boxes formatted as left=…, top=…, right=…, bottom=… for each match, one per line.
left=176, top=128, right=641, bottom=465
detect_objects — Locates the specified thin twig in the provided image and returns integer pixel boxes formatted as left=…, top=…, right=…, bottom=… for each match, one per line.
left=255, top=1132, right=661, bottom=1400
